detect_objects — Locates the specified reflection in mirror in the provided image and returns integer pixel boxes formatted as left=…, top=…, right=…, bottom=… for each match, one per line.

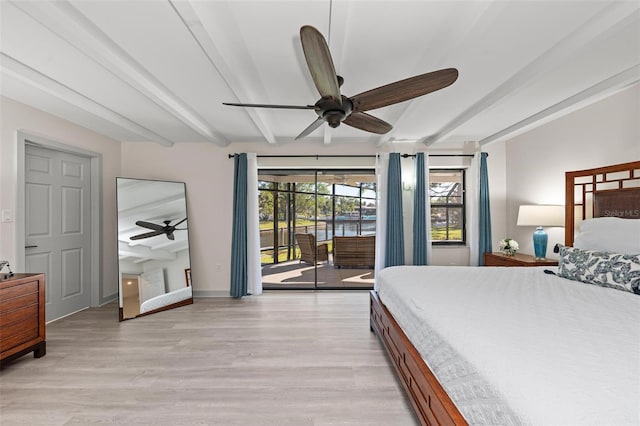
left=117, top=178, right=193, bottom=321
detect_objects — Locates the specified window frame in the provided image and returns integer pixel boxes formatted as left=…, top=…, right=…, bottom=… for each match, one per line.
left=429, top=168, right=466, bottom=246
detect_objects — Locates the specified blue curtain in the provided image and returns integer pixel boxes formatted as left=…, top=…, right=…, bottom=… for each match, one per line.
left=385, top=153, right=405, bottom=267
left=413, top=152, right=428, bottom=265
left=230, top=153, right=248, bottom=298
left=478, top=152, right=492, bottom=265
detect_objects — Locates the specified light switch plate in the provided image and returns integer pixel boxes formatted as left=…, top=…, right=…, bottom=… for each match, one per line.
left=1, top=210, right=12, bottom=222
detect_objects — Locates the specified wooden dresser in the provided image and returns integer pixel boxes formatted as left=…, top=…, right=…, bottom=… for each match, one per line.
left=0, top=273, right=46, bottom=364
left=483, top=252, right=558, bottom=267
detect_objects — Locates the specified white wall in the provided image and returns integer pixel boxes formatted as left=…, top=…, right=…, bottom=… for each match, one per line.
left=502, top=84, right=640, bottom=258
left=0, top=96, right=121, bottom=303
left=141, top=249, right=190, bottom=292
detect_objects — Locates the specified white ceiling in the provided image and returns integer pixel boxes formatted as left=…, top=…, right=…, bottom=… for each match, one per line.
left=1, top=1, right=638, bottom=148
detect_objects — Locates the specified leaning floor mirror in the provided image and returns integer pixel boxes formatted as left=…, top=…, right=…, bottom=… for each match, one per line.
left=116, top=178, right=193, bottom=321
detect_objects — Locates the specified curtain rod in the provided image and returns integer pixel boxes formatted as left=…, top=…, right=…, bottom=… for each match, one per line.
left=401, top=154, right=476, bottom=158
left=227, top=153, right=477, bottom=159
left=227, top=154, right=376, bottom=159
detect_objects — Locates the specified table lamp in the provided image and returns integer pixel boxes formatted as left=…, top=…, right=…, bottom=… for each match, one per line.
left=516, top=205, right=564, bottom=259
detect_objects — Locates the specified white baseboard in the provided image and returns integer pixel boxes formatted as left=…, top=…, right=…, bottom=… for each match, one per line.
left=193, top=290, right=230, bottom=298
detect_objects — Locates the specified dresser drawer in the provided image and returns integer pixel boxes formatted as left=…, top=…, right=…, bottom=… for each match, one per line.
left=0, top=292, right=38, bottom=316
left=0, top=280, right=38, bottom=302
left=0, top=325, right=39, bottom=352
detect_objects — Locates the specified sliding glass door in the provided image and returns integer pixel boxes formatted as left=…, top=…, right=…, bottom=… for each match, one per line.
left=259, top=169, right=376, bottom=290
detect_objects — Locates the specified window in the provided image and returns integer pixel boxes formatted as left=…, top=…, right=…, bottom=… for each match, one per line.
left=430, top=169, right=465, bottom=244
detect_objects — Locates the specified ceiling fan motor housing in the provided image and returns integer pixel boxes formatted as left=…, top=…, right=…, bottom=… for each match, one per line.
left=316, top=96, right=353, bottom=128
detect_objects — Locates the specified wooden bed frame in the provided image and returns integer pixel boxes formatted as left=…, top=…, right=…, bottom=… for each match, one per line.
left=564, top=161, right=640, bottom=245
left=370, top=160, right=640, bottom=426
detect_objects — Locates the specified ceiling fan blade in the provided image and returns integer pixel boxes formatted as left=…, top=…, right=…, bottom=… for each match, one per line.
left=223, top=102, right=316, bottom=110
left=343, top=112, right=393, bottom=134
left=130, top=230, right=164, bottom=240
left=300, top=25, right=341, bottom=105
left=350, top=68, right=459, bottom=112
left=166, top=232, right=175, bottom=241
left=135, top=220, right=164, bottom=231
left=173, top=217, right=187, bottom=227
left=294, top=117, right=325, bottom=140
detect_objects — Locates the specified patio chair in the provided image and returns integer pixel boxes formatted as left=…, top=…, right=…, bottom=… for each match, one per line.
left=295, top=233, right=329, bottom=265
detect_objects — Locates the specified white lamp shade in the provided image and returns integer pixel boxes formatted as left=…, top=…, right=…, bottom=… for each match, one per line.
left=517, top=205, right=564, bottom=227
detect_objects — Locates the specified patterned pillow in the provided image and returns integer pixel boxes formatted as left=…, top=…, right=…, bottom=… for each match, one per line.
left=557, top=245, right=640, bottom=295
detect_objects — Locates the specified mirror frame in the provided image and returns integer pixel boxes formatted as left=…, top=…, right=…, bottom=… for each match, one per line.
left=116, top=177, right=193, bottom=321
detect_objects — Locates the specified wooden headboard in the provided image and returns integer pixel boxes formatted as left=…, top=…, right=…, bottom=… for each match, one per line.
left=565, top=161, right=640, bottom=245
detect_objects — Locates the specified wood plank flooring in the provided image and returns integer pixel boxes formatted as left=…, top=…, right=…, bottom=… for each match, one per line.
left=0, top=291, right=417, bottom=425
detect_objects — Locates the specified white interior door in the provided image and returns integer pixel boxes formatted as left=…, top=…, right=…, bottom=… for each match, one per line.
left=25, top=144, right=92, bottom=321
left=139, top=268, right=166, bottom=304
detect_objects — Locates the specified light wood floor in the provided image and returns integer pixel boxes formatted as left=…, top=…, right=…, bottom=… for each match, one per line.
left=0, top=291, right=417, bottom=425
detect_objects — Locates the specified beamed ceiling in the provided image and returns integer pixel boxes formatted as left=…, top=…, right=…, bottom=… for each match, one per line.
left=1, top=1, right=638, bottom=148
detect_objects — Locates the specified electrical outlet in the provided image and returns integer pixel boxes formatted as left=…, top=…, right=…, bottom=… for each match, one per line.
left=1, top=210, right=12, bottom=222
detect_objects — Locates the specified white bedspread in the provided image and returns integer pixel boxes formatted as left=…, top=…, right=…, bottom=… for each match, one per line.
left=377, top=266, right=640, bottom=426
left=139, top=286, right=192, bottom=314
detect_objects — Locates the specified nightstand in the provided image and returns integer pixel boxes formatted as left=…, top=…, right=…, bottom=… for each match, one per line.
left=483, top=252, right=558, bottom=267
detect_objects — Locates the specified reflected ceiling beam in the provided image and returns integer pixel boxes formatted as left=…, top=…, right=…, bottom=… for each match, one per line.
left=480, top=65, right=640, bottom=146
left=118, top=241, right=176, bottom=261
left=152, top=239, right=189, bottom=252
left=0, top=53, right=174, bottom=146
left=10, top=0, right=229, bottom=146
left=422, top=2, right=639, bottom=146
left=170, top=0, right=277, bottom=144
left=117, top=194, right=186, bottom=221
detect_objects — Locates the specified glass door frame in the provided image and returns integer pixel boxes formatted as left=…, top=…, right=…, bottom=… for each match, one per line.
left=259, top=168, right=376, bottom=290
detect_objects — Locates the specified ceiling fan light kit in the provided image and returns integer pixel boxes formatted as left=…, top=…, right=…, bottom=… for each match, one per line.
left=223, top=25, right=458, bottom=140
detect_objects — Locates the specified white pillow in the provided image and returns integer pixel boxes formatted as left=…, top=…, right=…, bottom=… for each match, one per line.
left=573, top=217, right=640, bottom=254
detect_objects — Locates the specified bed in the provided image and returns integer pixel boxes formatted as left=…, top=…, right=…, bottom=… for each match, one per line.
left=370, top=160, right=640, bottom=425
left=138, top=286, right=193, bottom=315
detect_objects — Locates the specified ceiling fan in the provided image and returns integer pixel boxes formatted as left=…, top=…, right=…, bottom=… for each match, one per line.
left=130, top=218, right=187, bottom=241
left=223, top=25, right=458, bottom=140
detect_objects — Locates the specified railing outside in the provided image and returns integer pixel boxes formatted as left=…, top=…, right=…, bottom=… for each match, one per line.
left=260, top=219, right=376, bottom=263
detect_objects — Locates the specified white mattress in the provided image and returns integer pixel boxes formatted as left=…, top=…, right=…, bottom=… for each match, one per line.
left=377, top=266, right=640, bottom=426
left=139, top=286, right=192, bottom=314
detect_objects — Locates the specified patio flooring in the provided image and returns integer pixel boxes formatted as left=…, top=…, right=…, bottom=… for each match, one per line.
left=261, top=256, right=374, bottom=289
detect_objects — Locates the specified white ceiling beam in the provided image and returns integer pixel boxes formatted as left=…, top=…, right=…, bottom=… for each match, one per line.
left=375, top=1, right=500, bottom=147
left=117, top=195, right=185, bottom=222
left=10, top=0, right=229, bottom=146
left=153, top=239, right=189, bottom=252
left=169, top=0, right=277, bottom=144
left=323, top=127, right=332, bottom=145
left=0, top=53, right=174, bottom=146
left=423, top=2, right=640, bottom=146
left=480, top=65, right=640, bottom=146
left=118, top=241, right=176, bottom=261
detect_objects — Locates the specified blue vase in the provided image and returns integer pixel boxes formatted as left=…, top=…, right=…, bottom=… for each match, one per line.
left=533, top=227, right=548, bottom=259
